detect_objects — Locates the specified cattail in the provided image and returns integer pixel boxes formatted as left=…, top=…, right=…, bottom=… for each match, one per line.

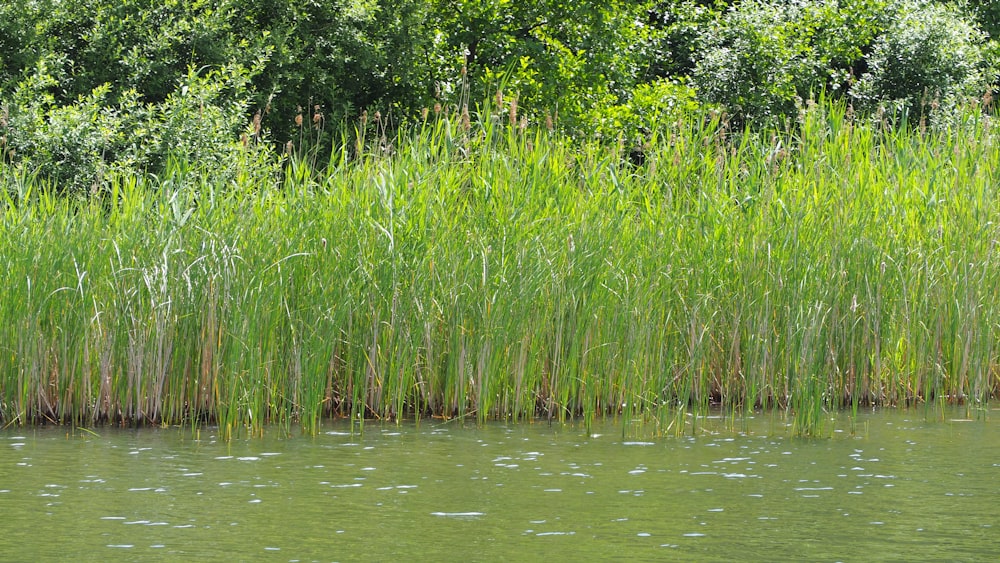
left=519, top=115, right=527, bottom=131
left=421, top=107, right=429, bottom=121
left=240, top=133, right=249, bottom=148
left=252, top=111, right=261, bottom=136
left=495, top=90, right=503, bottom=107
left=374, top=111, right=382, bottom=125
left=984, top=87, right=994, bottom=108
left=461, top=65, right=467, bottom=77
left=285, top=140, right=294, bottom=155
left=361, top=110, right=368, bottom=128
left=508, top=97, right=518, bottom=126
left=461, top=105, right=471, bottom=131
left=295, top=113, right=303, bottom=127
left=434, top=102, right=442, bottom=115
left=545, top=112, right=553, bottom=132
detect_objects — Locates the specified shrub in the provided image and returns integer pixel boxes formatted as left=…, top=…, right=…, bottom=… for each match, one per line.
left=645, top=0, right=725, bottom=79
left=692, top=0, right=994, bottom=124
left=2, top=61, right=270, bottom=195
left=587, top=78, right=702, bottom=146
left=427, top=0, right=656, bottom=133
left=851, top=0, right=991, bottom=118
left=692, top=0, right=886, bottom=123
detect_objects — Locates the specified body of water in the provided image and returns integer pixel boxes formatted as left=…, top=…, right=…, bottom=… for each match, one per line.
left=1, top=409, right=998, bottom=561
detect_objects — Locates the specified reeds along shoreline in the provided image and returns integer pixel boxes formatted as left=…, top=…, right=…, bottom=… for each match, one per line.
left=1, top=101, right=998, bottom=437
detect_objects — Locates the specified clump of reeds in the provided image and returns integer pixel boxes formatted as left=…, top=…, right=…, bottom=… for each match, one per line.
left=1, top=98, right=998, bottom=438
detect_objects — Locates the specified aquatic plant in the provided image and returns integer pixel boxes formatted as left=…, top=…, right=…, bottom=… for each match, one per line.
left=1, top=99, right=998, bottom=437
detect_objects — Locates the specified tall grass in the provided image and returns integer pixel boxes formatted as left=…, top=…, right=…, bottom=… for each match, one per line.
left=1, top=100, right=998, bottom=437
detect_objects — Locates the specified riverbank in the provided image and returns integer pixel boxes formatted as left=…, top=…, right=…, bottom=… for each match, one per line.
left=2, top=102, right=998, bottom=437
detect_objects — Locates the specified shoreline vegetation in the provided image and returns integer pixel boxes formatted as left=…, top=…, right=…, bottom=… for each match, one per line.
left=2, top=100, right=999, bottom=438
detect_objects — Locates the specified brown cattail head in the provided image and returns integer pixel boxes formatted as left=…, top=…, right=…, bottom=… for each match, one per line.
left=495, top=90, right=503, bottom=107
left=361, top=110, right=368, bottom=128
left=984, top=87, right=994, bottom=108
left=461, top=105, right=471, bottom=131
left=461, top=65, right=467, bottom=77
left=374, top=111, right=382, bottom=124
left=252, top=111, right=261, bottom=136
left=421, top=107, right=429, bottom=121
left=285, top=140, right=294, bottom=155
left=509, top=97, right=518, bottom=126
left=545, top=112, right=553, bottom=132
left=434, top=102, right=442, bottom=115
left=295, top=113, right=303, bottom=127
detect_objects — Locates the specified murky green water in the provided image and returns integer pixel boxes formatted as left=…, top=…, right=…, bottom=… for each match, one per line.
left=2, top=410, right=998, bottom=561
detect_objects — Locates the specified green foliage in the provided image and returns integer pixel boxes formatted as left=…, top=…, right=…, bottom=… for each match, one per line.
left=231, top=0, right=434, bottom=142
left=691, top=0, right=994, bottom=123
left=0, top=0, right=275, bottom=193
left=6, top=88, right=122, bottom=194
left=428, top=0, right=656, bottom=131
left=2, top=60, right=272, bottom=194
left=963, top=0, right=1000, bottom=40
left=0, top=0, right=258, bottom=106
left=646, top=0, right=725, bottom=79
left=2, top=0, right=999, bottom=190
left=587, top=78, right=702, bottom=145
left=692, top=0, right=887, bottom=123
left=851, top=0, right=991, bottom=117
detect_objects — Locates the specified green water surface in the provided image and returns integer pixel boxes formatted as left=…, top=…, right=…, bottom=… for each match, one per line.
left=1, top=410, right=998, bottom=561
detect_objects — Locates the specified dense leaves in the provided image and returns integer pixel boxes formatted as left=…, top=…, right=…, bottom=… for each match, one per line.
left=1, top=0, right=998, bottom=192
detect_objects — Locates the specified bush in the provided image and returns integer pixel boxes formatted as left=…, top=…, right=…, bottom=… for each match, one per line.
left=645, top=0, right=725, bottom=79
left=692, top=0, right=886, bottom=123
left=691, top=0, right=994, bottom=124
left=1, top=61, right=270, bottom=195
left=427, top=0, right=656, bottom=133
left=851, top=0, right=991, bottom=117
left=232, top=0, right=434, bottom=143
left=586, top=78, right=702, bottom=146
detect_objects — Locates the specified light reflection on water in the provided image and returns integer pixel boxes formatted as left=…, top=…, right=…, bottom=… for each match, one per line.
left=1, top=409, right=998, bottom=561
